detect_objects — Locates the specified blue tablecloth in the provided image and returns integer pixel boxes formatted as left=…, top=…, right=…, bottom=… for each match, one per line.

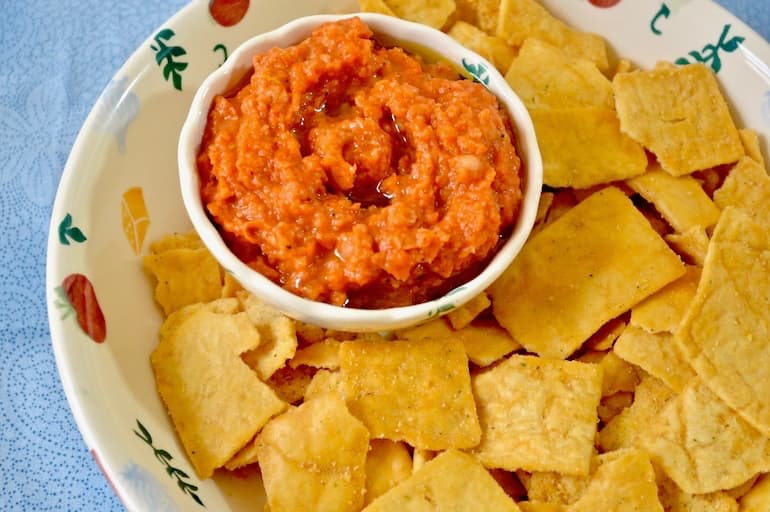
left=0, top=1, right=768, bottom=510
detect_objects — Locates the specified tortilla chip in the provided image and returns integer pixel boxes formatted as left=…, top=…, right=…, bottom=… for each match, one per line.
left=144, top=247, right=224, bottom=316
left=266, top=364, right=316, bottom=404
left=304, top=369, right=345, bottom=401
left=504, top=38, right=613, bottom=109
left=614, top=326, right=695, bottom=393
left=726, top=473, right=760, bottom=500
left=568, top=450, right=663, bottom=512
left=739, top=473, right=770, bottom=512
left=489, top=187, right=685, bottom=359
left=676, top=207, right=770, bottom=435
left=626, top=167, right=721, bottom=232
left=363, top=449, right=521, bottom=511
left=358, top=0, right=396, bottom=16
left=364, top=440, right=412, bottom=505
left=517, top=503, right=565, bottom=512
left=531, top=191, right=555, bottom=234
left=221, top=271, right=243, bottom=298
left=383, top=0, right=455, bottom=29
left=446, top=291, right=490, bottom=329
left=289, top=338, right=342, bottom=369
left=454, top=321, right=521, bottom=366
left=224, top=437, right=260, bottom=471
left=644, top=379, right=770, bottom=494
left=151, top=307, right=287, bottom=478
left=257, top=394, right=370, bottom=512
left=585, top=317, right=627, bottom=352
left=739, top=128, right=766, bottom=167
left=656, top=468, right=739, bottom=512
left=472, top=355, right=602, bottom=475
left=340, top=337, right=480, bottom=450
left=599, top=351, right=641, bottom=397
left=598, top=391, right=634, bottom=424
left=454, top=0, right=500, bottom=34
left=148, top=230, right=204, bottom=253
left=447, top=21, right=516, bottom=73
left=489, top=468, right=527, bottom=501
left=665, top=226, right=710, bottom=267
left=598, top=375, right=676, bottom=452
left=613, top=64, right=744, bottom=176
left=630, top=265, right=701, bottom=334
left=713, top=156, right=770, bottom=223
left=531, top=107, right=647, bottom=189
left=527, top=456, right=598, bottom=505
left=237, top=291, right=298, bottom=380
left=496, top=0, right=608, bottom=70
left=411, top=449, right=437, bottom=474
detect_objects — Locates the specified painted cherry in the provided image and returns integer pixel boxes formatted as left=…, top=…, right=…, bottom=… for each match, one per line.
left=62, top=273, right=107, bottom=343
left=588, top=0, right=622, bottom=7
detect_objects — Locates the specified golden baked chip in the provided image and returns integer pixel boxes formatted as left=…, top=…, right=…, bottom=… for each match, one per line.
left=496, top=0, right=608, bottom=70
left=613, top=64, right=744, bottom=176
left=656, top=469, right=739, bottom=512
left=446, top=291, right=490, bottom=329
left=543, top=189, right=577, bottom=226
left=504, top=38, right=613, bottom=109
left=224, top=438, right=260, bottom=471
left=289, top=338, right=342, bottom=369
left=527, top=456, right=598, bottom=505
left=144, top=247, right=224, bottom=316
left=665, top=226, right=710, bottom=267
left=151, top=307, right=287, bottom=478
left=598, top=375, right=675, bottom=452
left=489, top=187, right=685, bottom=359
left=531, top=107, right=647, bottom=189
left=517, top=503, right=565, bottom=512
left=340, top=337, right=481, bottom=450
left=266, top=364, right=316, bottom=404
left=447, top=21, right=516, bottom=73
left=643, top=379, right=770, bottom=494
left=398, top=317, right=520, bottom=367
left=740, top=473, right=770, bottom=511
left=726, top=473, right=760, bottom=500
left=568, top=450, right=663, bottom=512
left=257, top=394, right=370, bottom=512
left=531, top=191, right=555, bottom=234
left=357, top=0, right=396, bottom=16
left=455, top=0, right=500, bottom=34
left=598, top=351, right=641, bottom=397
left=597, top=391, right=634, bottom=424
left=713, top=156, right=770, bottom=222
left=148, top=230, right=203, bottom=253
left=221, top=271, right=242, bottom=298
left=676, top=207, right=770, bottom=435
left=364, top=440, right=412, bottom=505
left=739, top=128, right=766, bottom=167
left=626, top=167, right=722, bottom=232
left=304, top=369, right=345, bottom=401
left=411, top=448, right=437, bottom=474
left=383, top=0, right=455, bottom=29
left=630, top=265, right=701, bottom=334
left=454, top=322, right=520, bottom=366
left=614, top=326, right=694, bottom=393
left=472, top=355, right=602, bottom=475
left=237, top=291, right=298, bottom=380
left=489, top=468, right=527, bottom=501
left=363, top=449, right=521, bottom=512
left=584, top=317, right=627, bottom=352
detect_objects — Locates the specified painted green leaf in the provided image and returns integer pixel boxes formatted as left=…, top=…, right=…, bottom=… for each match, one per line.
left=133, top=419, right=153, bottom=444
left=58, top=213, right=87, bottom=245
left=722, top=35, right=744, bottom=52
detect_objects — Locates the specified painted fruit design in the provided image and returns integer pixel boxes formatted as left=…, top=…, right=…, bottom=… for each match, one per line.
left=209, top=0, right=250, bottom=27
left=588, top=0, right=621, bottom=7
left=60, top=274, right=107, bottom=343
left=121, top=186, right=150, bottom=255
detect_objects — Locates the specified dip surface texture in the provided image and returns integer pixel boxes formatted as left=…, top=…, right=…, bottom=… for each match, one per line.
left=198, top=17, right=522, bottom=307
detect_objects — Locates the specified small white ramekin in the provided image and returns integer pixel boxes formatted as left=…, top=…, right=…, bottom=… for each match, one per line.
left=178, top=12, right=542, bottom=332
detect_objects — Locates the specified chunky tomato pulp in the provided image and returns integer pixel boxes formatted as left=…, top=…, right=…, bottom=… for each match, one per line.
left=197, top=17, right=522, bottom=308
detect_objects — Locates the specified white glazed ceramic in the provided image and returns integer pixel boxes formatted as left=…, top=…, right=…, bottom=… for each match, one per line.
left=47, top=1, right=770, bottom=510
left=178, top=12, right=543, bottom=332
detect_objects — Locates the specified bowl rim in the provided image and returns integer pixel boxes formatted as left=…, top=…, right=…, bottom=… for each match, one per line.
left=178, top=12, right=543, bottom=331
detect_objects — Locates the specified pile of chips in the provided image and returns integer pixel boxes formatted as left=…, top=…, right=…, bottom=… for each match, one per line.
left=144, top=0, right=770, bottom=510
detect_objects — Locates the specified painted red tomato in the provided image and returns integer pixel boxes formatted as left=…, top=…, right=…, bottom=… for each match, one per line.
left=209, top=0, right=250, bottom=27
left=62, top=273, right=107, bottom=343
left=589, top=0, right=621, bottom=7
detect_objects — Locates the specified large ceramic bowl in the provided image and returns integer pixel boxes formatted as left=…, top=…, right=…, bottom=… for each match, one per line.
left=46, top=1, right=770, bottom=511
left=178, top=12, right=542, bottom=332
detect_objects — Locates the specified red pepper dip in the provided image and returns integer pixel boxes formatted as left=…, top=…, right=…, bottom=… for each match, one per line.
left=197, top=17, right=522, bottom=308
